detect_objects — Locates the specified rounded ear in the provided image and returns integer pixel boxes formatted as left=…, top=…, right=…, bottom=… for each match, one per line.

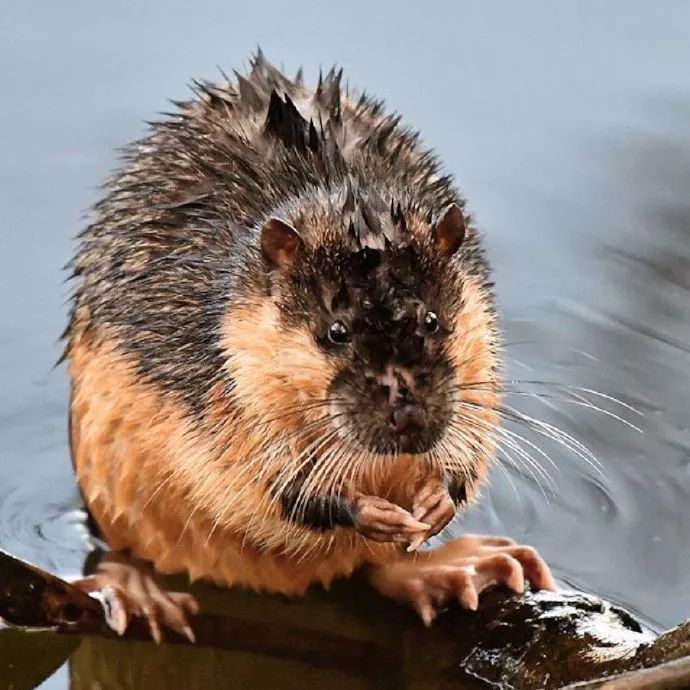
left=434, top=203, right=466, bottom=255
left=260, top=217, right=301, bottom=268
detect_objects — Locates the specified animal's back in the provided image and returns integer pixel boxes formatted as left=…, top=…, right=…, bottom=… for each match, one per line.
left=67, top=51, right=458, bottom=411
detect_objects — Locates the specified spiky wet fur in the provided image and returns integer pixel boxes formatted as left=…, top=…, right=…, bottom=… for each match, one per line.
left=65, top=51, right=500, bottom=593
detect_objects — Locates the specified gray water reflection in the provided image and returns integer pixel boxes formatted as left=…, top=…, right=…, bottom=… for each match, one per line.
left=2, top=0, right=690, bottom=687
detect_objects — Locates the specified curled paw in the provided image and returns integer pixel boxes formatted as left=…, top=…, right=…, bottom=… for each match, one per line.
left=353, top=495, right=430, bottom=543
left=369, top=534, right=556, bottom=626
left=408, top=479, right=457, bottom=550
left=73, top=552, right=199, bottom=643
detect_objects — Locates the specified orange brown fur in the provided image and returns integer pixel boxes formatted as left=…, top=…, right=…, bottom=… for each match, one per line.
left=443, top=273, right=500, bottom=497
left=69, top=273, right=498, bottom=594
left=70, top=327, right=398, bottom=594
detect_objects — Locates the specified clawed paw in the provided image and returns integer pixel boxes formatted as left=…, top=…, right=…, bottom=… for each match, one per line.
left=352, top=482, right=455, bottom=550
left=353, top=495, right=430, bottom=543
left=73, top=553, right=199, bottom=643
left=369, top=534, right=556, bottom=626
left=408, top=479, right=457, bottom=550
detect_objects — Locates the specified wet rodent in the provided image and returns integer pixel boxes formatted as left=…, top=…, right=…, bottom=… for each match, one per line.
left=65, top=52, right=554, bottom=638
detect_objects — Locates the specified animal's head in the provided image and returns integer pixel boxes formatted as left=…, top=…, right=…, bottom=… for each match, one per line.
left=223, top=184, right=500, bottom=494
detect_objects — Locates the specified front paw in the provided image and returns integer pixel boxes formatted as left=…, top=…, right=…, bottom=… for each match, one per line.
left=408, top=479, right=456, bottom=549
left=353, top=495, right=430, bottom=543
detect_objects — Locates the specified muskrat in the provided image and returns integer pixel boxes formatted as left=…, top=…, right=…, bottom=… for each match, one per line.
left=64, top=51, right=554, bottom=641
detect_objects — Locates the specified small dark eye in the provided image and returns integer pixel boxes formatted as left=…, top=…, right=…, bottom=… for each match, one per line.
left=423, top=311, right=439, bottom=334
left=328, top=320, right=350, bottom=344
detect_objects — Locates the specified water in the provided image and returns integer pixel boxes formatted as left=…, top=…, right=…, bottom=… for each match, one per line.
left=2, top=0, right=690, bottom=687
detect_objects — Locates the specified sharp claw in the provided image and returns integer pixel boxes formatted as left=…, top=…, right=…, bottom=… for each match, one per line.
left=537, top=568, right=558, bottom=591
left=419, top=603, right=435, bottom=627
left=512, top=577, right=526, bottom=594
left=506, top=569, right=525, bottom=594
left=185, top=598, right=200, bottom=616
left=183, top=625, right=196, bottom=643
left=412, top=506, right=425, bottom=520
left=458, top=585, right=479, bottom=611
left=146, top=614, right=162, bottom=644
left=109, top=617, right=126, bottom=636
left=407, top=534, right=427, bottom=552
left=111, top=608, right=128, bottom=636
left=406, top=518, right=431, bottom=532
left=101, top=586, right=128, bottom=636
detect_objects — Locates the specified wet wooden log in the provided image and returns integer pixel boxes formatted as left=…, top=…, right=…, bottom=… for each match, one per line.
left=0, top=549, right=105, bottom=632
left=564, top=656, right=690, bottom=689
left=1, top=548, right=689, bottom=689
left=429, top=587, right=690, bottom=689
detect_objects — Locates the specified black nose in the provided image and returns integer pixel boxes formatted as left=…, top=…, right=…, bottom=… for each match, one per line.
left=389, top=404, right=427, bottom=434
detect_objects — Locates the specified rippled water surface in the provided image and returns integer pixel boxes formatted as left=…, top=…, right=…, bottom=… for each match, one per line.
left=2, top=1, right=690, bottom=688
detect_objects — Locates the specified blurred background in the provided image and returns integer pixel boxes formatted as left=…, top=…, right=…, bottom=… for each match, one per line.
left=2, top=2, right=690, bottom=685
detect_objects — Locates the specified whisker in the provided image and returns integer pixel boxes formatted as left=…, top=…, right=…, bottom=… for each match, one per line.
left=453, top=378, right=642, bottom=417
left=456, top=385, right=642, bottom=432
left=458, top=397, right=603, bottom=477
left=446, top=418, right=554, bottom=501
left=443, top=424, right=525, bottom=504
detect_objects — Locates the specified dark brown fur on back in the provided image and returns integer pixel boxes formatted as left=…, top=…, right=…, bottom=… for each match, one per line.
left=65, top=50, right=491, bottom=416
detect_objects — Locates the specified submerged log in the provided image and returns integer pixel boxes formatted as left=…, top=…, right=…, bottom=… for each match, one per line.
left=1, top=548, right=689, bottom=689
